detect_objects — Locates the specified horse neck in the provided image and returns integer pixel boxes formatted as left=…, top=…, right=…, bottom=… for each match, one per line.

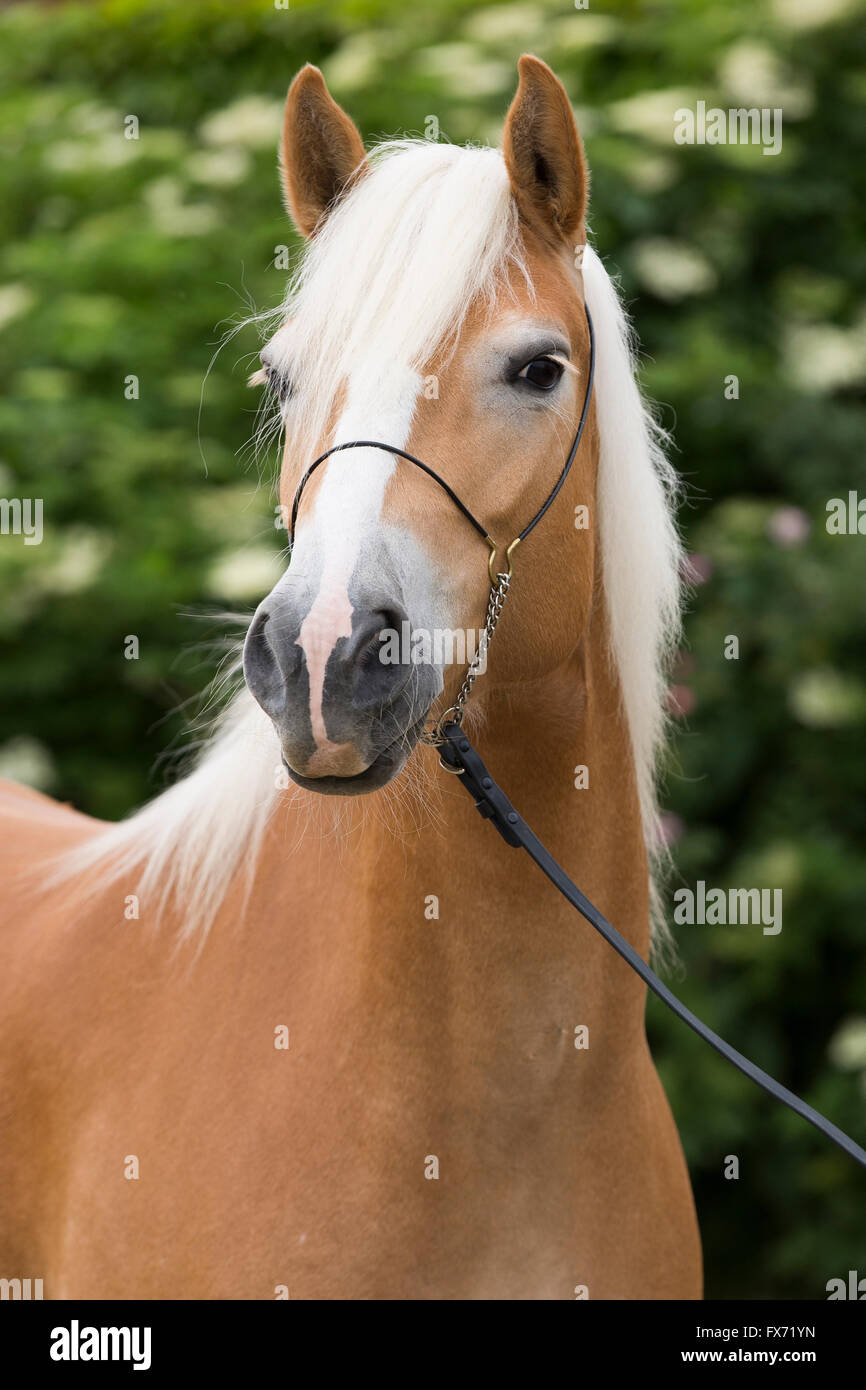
left=254, top=577, right=652, bottom=1068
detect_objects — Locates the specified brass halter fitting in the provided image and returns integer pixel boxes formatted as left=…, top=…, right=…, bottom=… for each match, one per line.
left=485, top=536, right=521, bottom=585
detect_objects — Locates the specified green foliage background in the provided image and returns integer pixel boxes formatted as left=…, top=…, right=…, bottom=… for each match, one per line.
left=1, top=0, right=864, bottom=1299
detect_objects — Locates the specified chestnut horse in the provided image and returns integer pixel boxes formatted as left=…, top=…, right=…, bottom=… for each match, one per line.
left=0, top=57, right=701, bottom=1299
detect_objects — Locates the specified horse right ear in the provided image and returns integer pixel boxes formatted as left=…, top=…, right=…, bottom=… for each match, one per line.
left=502, top=55, right=588, bottom=249
left=280, top=65, right=368, bottom=237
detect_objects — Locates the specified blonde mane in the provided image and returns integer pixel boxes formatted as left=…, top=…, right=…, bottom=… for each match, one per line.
left=51, top=139, right=682, bottom=952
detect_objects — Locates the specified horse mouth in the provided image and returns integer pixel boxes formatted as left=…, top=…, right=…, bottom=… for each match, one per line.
left=280, top=717, right=428, bottom=796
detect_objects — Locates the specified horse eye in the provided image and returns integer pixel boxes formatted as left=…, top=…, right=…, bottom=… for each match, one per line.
left=264, top=364, right=293, bottom=405
left=517, top=357, right=564, bottom=391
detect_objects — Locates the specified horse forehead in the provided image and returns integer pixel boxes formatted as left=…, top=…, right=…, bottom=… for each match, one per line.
left=283, top=357, right=423, bottom=600
left=310, top=359, right=422, bottom=528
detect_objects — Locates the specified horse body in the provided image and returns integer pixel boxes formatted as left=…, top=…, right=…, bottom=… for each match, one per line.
left=0, top=56, right=702, bottom=1298
left=0, top=596, right=700, bottom=1299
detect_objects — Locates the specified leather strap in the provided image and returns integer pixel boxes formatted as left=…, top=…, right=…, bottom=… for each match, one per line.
left=439, top=723, right=866, bottom=1170
left=287, top=306, right=596, bottom=554
left=289, top=440, right=491, bottom=548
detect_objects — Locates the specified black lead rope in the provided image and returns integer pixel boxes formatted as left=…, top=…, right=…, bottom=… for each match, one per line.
left=438, top=723, right=866, bottom=1171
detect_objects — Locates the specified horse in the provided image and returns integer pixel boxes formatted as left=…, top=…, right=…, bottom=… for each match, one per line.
left=0, top=56, right=702, bottom=1299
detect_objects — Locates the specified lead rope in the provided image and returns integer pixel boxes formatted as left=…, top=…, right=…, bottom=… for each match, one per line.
left=435, top=721, right=866, bottom=1171
left=421, top=575, right=866, bottom=1167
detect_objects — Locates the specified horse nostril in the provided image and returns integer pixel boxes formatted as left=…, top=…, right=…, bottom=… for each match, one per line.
left=243, top=608, right=302, bottom=716
left=342, top=609, right=401, bottom=666
left=347, top=607, right=412, bottom=709
left=365, top=609, right=406, bottom=664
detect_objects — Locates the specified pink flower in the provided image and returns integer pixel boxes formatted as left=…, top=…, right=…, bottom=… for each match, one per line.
left=683, top=553, right=712, bottom=584
left=667, top=684, right=695, bottom=717
left=659, top=811, right=686, bottom=847
left=767, top=506, right=811, bottom=547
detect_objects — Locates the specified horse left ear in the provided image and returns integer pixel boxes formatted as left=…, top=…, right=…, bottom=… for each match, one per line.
left=280, top=64, right=368, bottom=237
left=502, top=55, right=588, bottom=249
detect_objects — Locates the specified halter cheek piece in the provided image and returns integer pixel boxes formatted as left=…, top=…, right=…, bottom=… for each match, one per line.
left=285, top=300, right=866, bottom=1172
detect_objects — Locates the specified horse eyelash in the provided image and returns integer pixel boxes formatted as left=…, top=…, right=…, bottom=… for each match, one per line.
left=261, top=364, right=293, bottom=404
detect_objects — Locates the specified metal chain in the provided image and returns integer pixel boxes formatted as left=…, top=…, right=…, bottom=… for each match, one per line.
left=420, top=574, right=512, bottom=746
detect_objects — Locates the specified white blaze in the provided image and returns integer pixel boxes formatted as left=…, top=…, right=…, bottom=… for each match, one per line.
left=294, top=361, right=421, bottom=774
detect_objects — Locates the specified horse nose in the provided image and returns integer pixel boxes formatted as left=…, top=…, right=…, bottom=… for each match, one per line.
left=243, top=596, right=413, bottom=723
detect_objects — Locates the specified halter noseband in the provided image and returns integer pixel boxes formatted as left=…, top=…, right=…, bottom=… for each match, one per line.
left=286, top=304, right=596, bottom=737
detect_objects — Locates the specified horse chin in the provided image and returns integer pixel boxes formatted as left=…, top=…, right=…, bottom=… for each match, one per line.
left=280, top=717, right=427, bottom=797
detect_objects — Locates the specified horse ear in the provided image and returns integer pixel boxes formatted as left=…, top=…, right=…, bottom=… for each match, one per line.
left=280, top=65, right=368, bottom=237
left=502, top=55, right=588, bottom=249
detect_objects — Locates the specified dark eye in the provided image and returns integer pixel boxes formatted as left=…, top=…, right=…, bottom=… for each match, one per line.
left=263, top=363, right=293, bottom=405
left=516, top=356, right=564, bottom=391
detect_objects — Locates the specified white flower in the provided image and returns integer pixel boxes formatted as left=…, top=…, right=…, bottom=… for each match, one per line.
left=0, top=736, right=56, bottom=792
left=207, top=545, right=284, bottom=601
left=609, top=88, right=700, bottom=145
left=414, top=44, right=510, bottom=98
left=547, top=14, right=621, bottom=52
left=186, top=148, right=251, bottom=188
left=772, top=0, right=856, bottom=30
left=631, top=238, right=717, bottom=300
left=38, top=529, right=111, bottom=594
left=783, top=316, right=866, bottom=393
left=323, top=29, right=415, bottom=91
left=0, top=283, right=35, bottom=330
left=462, top=5, right=545, bottom=45
left=199, top=96, right=284, bottom=150
left=828, top=1017, right=866, bottom=1071
left=68, top=101, right=122, bottom=135
left=143, top=178, right=219, bottom=237
left=718, top=41, right=813, bottom=118
left=789, top=669, right=866, bottom=728
left=624, top=154, right=679, bottom=194
left=45, top=134, right=141, bottom=173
